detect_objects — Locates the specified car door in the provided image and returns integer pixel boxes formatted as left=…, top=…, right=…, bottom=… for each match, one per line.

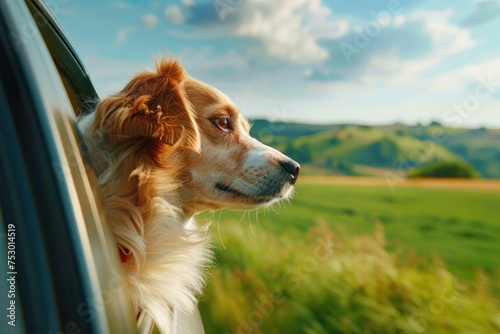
left=0, top=0, right=138, bottom=333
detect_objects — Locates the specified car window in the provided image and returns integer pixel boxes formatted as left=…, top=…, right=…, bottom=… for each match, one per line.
left=26, top=0, right=99, bottom=115
left=0, top=0, right=138, bottom=332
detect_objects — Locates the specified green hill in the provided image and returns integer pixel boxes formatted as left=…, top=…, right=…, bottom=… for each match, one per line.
left=250, top=120, right=500, bottom=178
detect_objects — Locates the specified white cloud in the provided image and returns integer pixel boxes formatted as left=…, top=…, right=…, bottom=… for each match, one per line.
left=116, top=26, right=138, bottom=45
left=360, top=10, right=476, bottom=85
left=415, top=10, right=475, bottom=59
left=461, top=0, right=500, bottom=26
left=181, top=0, right=194, bottom=6
left=114, top=1, right=130, bottom=9
left=231, top=0, right=344, bottom=63
left=299, top=10, right=486, bottom=126
left=427, top=57, right=500, bottom=93
left=165, top=5, right=185, bottom=25
left=393, top=14, right=405, bottom=27
left=310, top=20, right=349, bottom=39
left=141, top=14, right=159, bottom=28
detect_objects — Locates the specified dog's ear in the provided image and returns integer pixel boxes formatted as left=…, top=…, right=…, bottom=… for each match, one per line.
left=93, top=58, right=200, bottom=152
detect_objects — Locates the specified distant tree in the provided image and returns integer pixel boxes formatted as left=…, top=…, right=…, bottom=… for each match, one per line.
left=337, top=160, right=353, bottom=174
left=473, top=127, right=487, bottom=133
left=368, top=138, right=398, bottom=165
left=395, top=130, right=405, bottom=137
left=408, top=161, right=478, bottom=178
left=429, top=121, right=442, bottom=127
left=329, top=136, right=341, bottom=145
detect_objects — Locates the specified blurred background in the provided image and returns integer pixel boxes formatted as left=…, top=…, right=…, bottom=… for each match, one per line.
left=52, top=0, right=500, bottom=333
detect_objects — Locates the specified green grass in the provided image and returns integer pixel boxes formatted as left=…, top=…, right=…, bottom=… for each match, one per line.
left=197, top=184, right=500, bottom=333
left=199, top=184, right=500, bottom=280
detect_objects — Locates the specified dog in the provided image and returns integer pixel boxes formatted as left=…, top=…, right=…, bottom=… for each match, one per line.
left=78, top=58, right=300, bottom=333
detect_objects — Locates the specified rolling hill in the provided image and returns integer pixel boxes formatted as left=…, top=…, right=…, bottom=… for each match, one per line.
left=249, top=119, right=500, bottom=178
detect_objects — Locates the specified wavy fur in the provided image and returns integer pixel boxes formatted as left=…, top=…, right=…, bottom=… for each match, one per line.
left=78, top=57, right=299, bottom=333
left=79, top=59, right=209, bottom=333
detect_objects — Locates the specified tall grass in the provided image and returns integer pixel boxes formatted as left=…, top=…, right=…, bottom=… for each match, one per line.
left=199, top=220, right=500, bottom=334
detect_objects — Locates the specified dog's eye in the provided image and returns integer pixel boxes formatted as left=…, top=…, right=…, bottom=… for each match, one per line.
left=211, top=117, right=232, bottom=131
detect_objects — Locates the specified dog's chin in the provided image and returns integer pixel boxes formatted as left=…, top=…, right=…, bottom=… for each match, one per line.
left=214, top=182, right=294, bottom=209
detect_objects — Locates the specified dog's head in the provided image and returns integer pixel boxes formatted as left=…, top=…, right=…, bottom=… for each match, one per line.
left=180, top=75, right=300, bottom=212
left=94, top=58, right=299, bottom=215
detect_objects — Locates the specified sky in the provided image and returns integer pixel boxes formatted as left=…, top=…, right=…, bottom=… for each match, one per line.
left=49, top=0, right=500, bottom=128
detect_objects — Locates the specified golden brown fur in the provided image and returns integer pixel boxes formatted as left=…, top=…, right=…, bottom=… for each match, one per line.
left=78, top=58, right=299, bottom=333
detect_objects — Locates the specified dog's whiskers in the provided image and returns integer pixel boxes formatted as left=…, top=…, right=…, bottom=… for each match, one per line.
left=237, top=210, right=248, bottom=227
left=255, top=209, right=263, bottom=231
left=216, top=209, right=226, bottom=250
left=248, top=210, right=258, bottom=238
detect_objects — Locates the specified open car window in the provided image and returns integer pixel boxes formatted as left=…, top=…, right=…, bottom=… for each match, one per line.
left=0, top=0, right=138, bottom=332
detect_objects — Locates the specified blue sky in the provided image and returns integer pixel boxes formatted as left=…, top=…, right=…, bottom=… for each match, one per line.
left=50, top=0, right=500, bottom=127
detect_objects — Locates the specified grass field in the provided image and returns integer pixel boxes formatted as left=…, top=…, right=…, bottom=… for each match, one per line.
left=200, top=178, right=500, bottom=280
left=198, top=178, right=500, bottom=333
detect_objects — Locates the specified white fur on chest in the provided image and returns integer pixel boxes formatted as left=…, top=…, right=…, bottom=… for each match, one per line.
left=121, top=197, right=211, bottom=333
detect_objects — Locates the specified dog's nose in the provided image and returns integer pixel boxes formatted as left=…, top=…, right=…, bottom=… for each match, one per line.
left=280, top=159, right=300, bottom=185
